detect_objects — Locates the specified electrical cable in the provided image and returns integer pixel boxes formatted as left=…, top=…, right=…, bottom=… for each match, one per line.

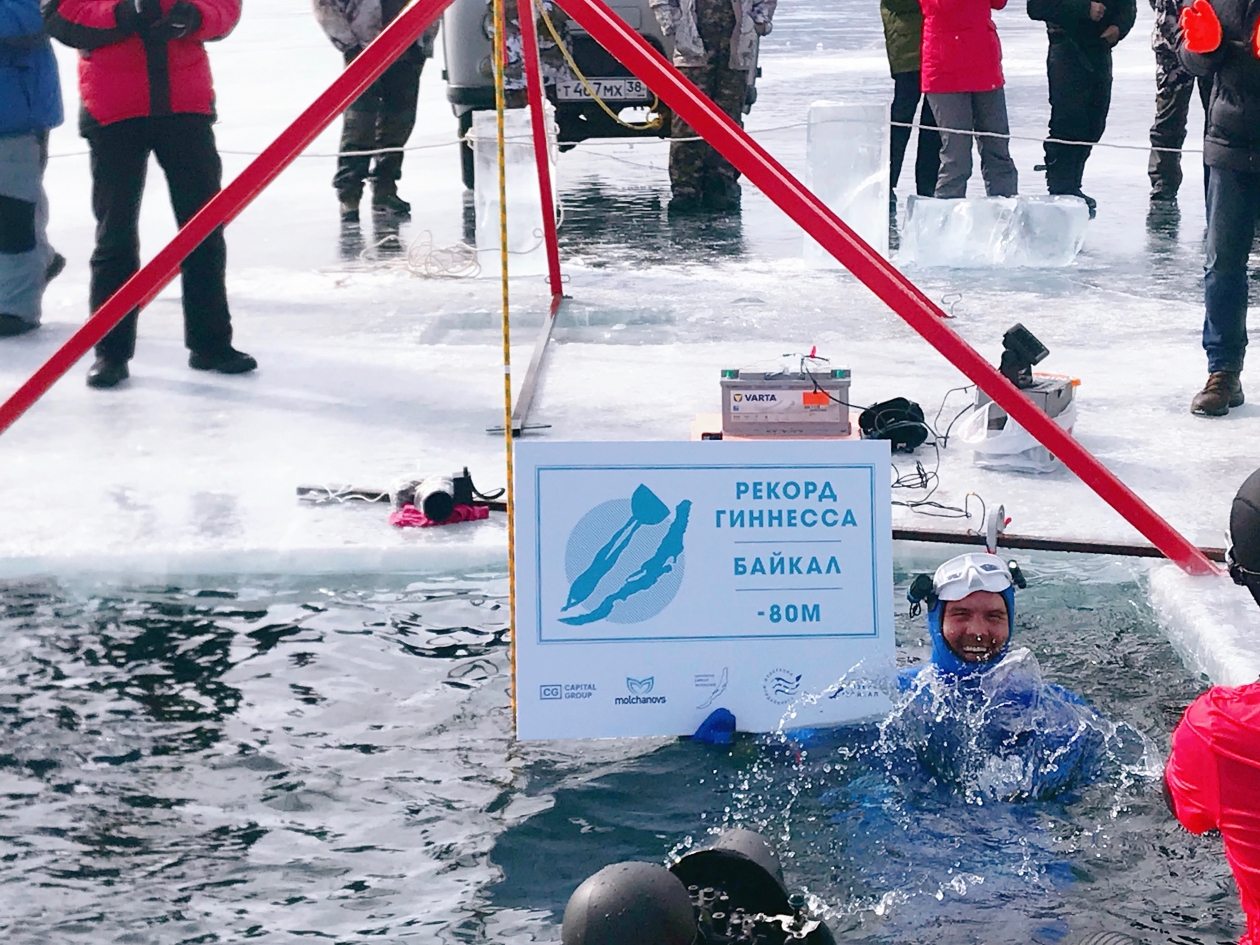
left=792, top=351, right=986, bottom=521
left=536, top=2, right=663, bottom=131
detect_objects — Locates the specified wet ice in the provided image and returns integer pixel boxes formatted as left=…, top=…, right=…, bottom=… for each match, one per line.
left=805, top=101, right=890, bottom=262
left=898, top=195, right=1090, bottom=267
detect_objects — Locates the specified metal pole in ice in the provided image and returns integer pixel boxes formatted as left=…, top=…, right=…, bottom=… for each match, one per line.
left=804, top=102, right=889, bottom=266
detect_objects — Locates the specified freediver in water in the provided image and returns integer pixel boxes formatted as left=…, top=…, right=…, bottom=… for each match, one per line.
left=695, top=551, right=1147, bottom=801
left=892, top=552, right=1143, bottom=800
left=1163, top=470, right=1260, bottom=945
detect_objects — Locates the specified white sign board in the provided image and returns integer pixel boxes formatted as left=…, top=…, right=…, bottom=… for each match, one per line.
left=514, top=440, right=894, bottom=740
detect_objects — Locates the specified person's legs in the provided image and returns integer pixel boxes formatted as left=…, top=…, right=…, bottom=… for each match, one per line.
left=925, top=92, right=975, bottom=198
left=669, top=65, right=715, bottom=206
left=1077, top=56, right=1112, bottom=193
left=671, top=0, right=739, bottom=210
left=333, top=47, right=382, bottom=206
left=1199, top=75, right=1212, bottom=201
left=701, top=65, right=748, bottom=208
left=971, top=87, right=1018, bottom=197
left=914, top=93, right=942, bottom=197
left=370, top=50, right=424, bottom=205
left=151, top=114, right=235, bottom=360
left=0, top=132, right=50, bottom=330
left=1044, top=42, right=1092, bottom=194
left=890, top=71, right=921, bottom=192
left=87, top=119, right=150, bottom=365
left=1202, top=167, right=1259, bottom=375
left=1148, top=55, right=1193, bottom=199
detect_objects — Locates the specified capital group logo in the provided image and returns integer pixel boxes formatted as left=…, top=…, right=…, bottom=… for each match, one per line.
left=763, top=668, right=802, bottom=705
left=615, top=675, right=667, bottom=706
left=560, top=484, right=691, bottom=627
left=540, top=682, right=597, bottom=701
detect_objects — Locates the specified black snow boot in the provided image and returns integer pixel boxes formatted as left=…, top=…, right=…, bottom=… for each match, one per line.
left=45, top=252, right=66, bottom=284
left=667, top=190, right=704, bottom=215
left=189, top=347, right=258, bottom=375
left=372, top=191, right=411, bottom=218
left=86, top=357, right=129, bottom=389
left=703, top=178, right=742, bottom=213
left=0, top=314, right=36, bottom=336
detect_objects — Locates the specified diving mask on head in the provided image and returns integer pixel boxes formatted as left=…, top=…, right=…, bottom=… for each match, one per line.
left=907, top=552, right=1026, bottom=617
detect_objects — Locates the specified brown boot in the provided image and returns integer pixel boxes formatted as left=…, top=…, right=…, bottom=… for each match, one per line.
left=1191, top=371, right=1244, bottom=416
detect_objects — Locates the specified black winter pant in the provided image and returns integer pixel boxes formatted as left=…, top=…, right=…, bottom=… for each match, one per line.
left=1043, top=41, right=1112, bottom=195
left=333, top=47, right=424, bottom=200
left=1148, top=71, right=1211, bottom=198
left=890, top=71, right=941, bottom=198
left=87, top=115, right=232, bottom=363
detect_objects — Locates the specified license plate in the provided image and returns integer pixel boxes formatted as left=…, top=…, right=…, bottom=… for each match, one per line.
left=555, top=77, right=651, bottom=102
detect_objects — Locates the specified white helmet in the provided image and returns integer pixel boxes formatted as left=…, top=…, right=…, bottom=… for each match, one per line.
left=932, top=553, right=1013, bottom=602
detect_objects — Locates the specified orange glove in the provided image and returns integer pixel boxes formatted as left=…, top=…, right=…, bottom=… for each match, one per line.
left=1180, top=0, right=1222, bottom=54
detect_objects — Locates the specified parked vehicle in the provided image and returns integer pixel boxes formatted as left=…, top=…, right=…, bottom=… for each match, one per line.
left=440, top=0, right=760, bottom=187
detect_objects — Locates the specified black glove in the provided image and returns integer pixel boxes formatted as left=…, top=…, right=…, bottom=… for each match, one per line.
left=148, top=1, right=202, bottom=42
left=113, top=0, right=144, bottom=34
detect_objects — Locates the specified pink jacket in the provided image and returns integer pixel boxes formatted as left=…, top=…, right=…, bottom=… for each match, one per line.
left=1166, top=682, right=1260, bottom=945
left=919, top=0, right=1006, bottom=94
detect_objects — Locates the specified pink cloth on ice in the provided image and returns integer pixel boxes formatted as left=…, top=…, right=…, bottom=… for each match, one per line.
left=388, top=503, right=490, bottom=528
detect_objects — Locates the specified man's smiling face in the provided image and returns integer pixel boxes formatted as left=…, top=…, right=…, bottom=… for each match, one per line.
left=940, top=590, right=1009, bottom=663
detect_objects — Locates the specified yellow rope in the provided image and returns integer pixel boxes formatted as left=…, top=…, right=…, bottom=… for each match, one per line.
left=537, top=3, right=662, bottom=131
left=494, top=0, right=518, bottom=727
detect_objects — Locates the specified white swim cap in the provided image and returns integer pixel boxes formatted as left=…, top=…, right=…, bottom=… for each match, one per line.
left=932, top=553, right=1013, bottom=602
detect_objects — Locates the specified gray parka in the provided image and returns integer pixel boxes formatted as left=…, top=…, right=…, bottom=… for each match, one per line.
left=650, top=0, right=776, bottom=69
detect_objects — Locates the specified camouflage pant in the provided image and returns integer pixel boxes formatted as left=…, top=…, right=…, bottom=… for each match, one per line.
left=669, top=0, right=747, bottom=198
left=334, top=48, right=425, bottom=201
left=1149, top=49, right=1211, bottom=197
left=670, top=66, right=748, bottom=198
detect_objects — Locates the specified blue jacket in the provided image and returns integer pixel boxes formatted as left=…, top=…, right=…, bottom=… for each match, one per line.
left=0, top=0, right=62, bottom=136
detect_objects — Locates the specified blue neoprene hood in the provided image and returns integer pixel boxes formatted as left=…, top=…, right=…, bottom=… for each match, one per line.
left=926, top=586, right=1017, bottom=678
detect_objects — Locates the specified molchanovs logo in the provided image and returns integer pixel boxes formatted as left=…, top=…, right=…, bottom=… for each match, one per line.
left=616, top=676, right=666, bottom=706
left=763, top=668, right=802, bottom=704
left=560, top=484, right=691, bottom=626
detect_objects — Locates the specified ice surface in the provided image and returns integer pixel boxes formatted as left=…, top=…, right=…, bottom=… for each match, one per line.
left=0, top=0, right=1247, bottom=711
left=898, top=195, right=1090, bottom=268
left=804, top=101, right=889, bottom=265
left=473, top=105, right=557, bottom=279
left=1149, top=565, right=1260, bottom=686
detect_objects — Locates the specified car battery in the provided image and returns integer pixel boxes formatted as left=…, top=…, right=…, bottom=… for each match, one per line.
left=974, top=373, right=1076, bottom=429
left=720, top=368, right=852, bottom=437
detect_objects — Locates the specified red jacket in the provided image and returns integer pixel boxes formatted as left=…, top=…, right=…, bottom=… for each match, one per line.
left=919, top=0, right=1006, bottom=94
left=1166, top=683, right=1260, bottom=945
left=42, top=0, right=240, bottom=128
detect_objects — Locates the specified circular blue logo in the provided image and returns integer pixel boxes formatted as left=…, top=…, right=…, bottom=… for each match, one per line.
left=560, top=488, right=690, bottom=626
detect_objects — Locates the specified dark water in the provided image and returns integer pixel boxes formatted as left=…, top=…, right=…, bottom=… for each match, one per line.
left=0, top=560, right=1245, bottom=944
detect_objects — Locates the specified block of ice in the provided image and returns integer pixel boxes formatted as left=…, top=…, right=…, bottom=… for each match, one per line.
left=473, top=105, right=558, bottom=279
left=898, top=195, right=1089, bottom=268
left=804, top=101, right=889, bottom=266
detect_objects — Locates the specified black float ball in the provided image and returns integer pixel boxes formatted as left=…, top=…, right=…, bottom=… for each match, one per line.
left=561, top=861, right=696, bottom=945
left=1231, top=467, right=1260, bottom=605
